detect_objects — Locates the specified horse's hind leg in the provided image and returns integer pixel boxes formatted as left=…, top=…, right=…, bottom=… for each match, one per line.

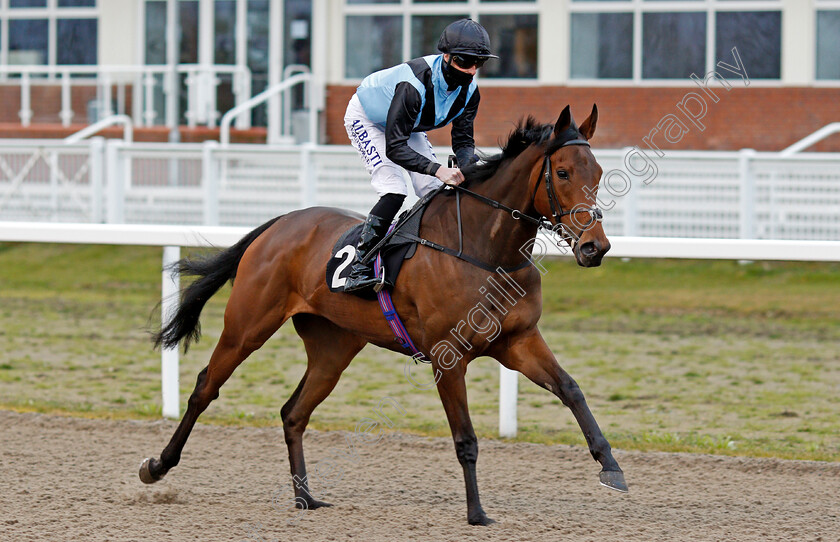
left=281, top=314, right=365, bottom=509
left=140, top=287, right=289, bottom=483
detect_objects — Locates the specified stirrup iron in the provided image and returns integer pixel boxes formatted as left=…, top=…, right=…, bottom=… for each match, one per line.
left=372, top=266, right=387, bottom=293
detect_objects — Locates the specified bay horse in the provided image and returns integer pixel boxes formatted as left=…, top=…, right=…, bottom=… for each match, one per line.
left=139, top=105, right=627, bottom=525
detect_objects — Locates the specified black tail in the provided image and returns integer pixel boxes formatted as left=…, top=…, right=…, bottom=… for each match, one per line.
left=153, top=216, right=281, bottom=351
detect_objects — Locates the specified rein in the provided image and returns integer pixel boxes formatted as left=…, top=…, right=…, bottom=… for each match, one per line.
left=452, top=136, right=603, bottom=256
left=361, top=135, right=604, bottom=274
left=373, top=136, right=602, bottom=363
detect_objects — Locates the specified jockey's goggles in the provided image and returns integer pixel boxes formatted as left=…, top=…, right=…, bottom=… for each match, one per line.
left=451, top=54, right=487, bottom=70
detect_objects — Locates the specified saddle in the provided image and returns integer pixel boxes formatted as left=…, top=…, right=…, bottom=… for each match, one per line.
left=326, top=189, right=437, bottom=300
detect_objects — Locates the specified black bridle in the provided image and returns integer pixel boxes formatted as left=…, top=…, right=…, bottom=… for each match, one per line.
left=533, top=138, right=604, bottom=247
left=360, top=136, right=604, bottom=272
left=455, top=136, right=603, bottom=250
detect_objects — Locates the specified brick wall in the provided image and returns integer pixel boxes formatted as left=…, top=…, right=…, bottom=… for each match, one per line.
left=0, top=122, right=268, bottom=143
left=3, top=83, right=838, bottom=151
left=326, top=85, right=840, bottom=152
left=1, top=85, right=109, bottom=125
left=0, top=84, right=267, bottom=143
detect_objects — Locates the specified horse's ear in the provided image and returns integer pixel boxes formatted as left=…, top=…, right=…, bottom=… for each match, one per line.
left=554, top=105, right=575, bottom=136
left=579, top=104, right=598, bottom=140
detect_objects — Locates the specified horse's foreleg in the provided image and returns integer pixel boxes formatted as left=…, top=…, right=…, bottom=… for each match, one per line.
left=491, top=329, right=627, bottom=492
left=281, top=314, right=365, bottom=509
left=435, top=365, right=495, bottom=526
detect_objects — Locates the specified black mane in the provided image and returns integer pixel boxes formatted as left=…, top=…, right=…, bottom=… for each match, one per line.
left=461, top=116, right=559, bottom=184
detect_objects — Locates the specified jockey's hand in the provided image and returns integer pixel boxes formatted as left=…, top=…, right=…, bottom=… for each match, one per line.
left=435, top=166, right=465, bottom=186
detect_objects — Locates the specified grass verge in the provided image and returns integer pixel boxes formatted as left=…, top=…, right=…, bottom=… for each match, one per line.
left=1, top=243, right=838, bottom=461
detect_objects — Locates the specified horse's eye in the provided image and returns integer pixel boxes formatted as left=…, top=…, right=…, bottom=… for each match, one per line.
left=556, top=169, right=569, bottom=180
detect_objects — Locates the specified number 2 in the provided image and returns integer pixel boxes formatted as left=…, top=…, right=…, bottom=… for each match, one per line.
left=331, top=245, right=356, bottom=288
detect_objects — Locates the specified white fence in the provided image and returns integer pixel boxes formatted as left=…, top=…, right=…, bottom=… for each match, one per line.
left=0, top=64, right=252, bottom=130
left=2, top=136, right=839, bottom=434
left=3, top=221, right=840, bottom=431
left=1, top=139, right=839, bottom=241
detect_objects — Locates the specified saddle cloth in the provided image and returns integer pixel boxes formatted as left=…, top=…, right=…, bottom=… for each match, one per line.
left=326, top=198, right=430, bottom=300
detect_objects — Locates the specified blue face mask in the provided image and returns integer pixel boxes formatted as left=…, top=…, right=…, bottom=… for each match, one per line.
left=442, top=57, right=473, bottom=90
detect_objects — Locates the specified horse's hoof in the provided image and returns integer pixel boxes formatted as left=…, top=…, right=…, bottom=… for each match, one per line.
left=468, top=512, right=496, bottom=526
left=299, top=499, right=332, bottom=510
left=139, top=457, right=164, bottom=484
left=599, top=469, right=628, bottom=493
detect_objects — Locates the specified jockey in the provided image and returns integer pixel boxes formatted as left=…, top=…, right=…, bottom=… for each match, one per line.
left=342, top=18, right=498, bottom=292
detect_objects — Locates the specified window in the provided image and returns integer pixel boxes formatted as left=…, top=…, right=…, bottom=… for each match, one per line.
left=11, top=0, right=48, bottom=7
left=144, top=1, right=167, bottom=65
left=716, top=11, right=780, bottom=79
left=642, top=12, right=706, bottom=79
left=817, top=10, right=840, bottom=80
left=411, top=14, right=468, bottom=59
left=570, top=13, right=633, bottom=79
left=570, top=1, right=782, bottom=81
left=58, top=0, right=95, bottom=6
left=479, top=14, right=538, bottom=78
left=344, top=0, right=539, bottom=80
left=9, top=19, right=48, bottom=65
left=345, top=15, right=402, bottom=78
left=248, top=0, right=270, bottom=125
left=215, top=0, right=237, bottom=65
left=57, top=18, right=97, bottom=65
left=1, top=0, right=98, bottom=67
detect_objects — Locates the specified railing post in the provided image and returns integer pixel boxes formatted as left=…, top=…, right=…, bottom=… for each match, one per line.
left=132, top=73, right=142, bottom=125
left=185, top=70, right=198, bottom=128
left=101, top=72, right=113, bottom=118
left=309, top=74, right=322, bottom=145
left=208, top=72, right=220, bottom=128
left=499, top=366, right=518, bottom=438
left=105, top=139, right=124, bottom=223
left=143, top=72, right=158, bottom=127
left=60, top=71, right=73, bottom=126
left=161, top=245, right=181, bottom=419
left=19, top=73, right=32, bottom=127
left=739, top=148, right=756, bottom=239
left=283, top=84, right=292, bottom=139
left=622, top=147, right=638, bottom=236
left=117, top=81, right=126, bottom=116
left=234, top=68, right=251, bottom=130
left=165, top=67, right=179, bottom=131
left=89, top=137, right=104, bottom=223
left=623, top=176, right=639, bottom=236
left=49, top=151, right=59, bottom=221
left=202, top=140, right=220, bottom=225
left=267, top=0, right=283, bottom=144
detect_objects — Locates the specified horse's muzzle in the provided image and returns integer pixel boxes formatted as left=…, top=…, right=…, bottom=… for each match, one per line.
left=575, top=239, right=610, bottom=267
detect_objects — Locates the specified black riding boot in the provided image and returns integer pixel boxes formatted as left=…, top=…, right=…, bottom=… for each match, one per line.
left=343, top=213, right=392, bottom=292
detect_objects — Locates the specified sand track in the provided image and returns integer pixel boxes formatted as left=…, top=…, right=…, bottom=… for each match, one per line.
left=1, top=410, right=838, bottom=541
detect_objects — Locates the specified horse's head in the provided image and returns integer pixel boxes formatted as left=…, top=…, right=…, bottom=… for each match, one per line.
left=534, top=104, right=610, bottom=267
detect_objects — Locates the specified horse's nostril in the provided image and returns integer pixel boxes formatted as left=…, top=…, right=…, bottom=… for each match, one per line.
left=581, top=242, right=598, bottom=258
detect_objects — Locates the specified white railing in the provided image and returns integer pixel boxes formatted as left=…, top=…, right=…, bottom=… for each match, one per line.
left=0, top=64, right=251, bottom=130
left=281, top=65, right=312, bottom=141
left=220, top=71, right=319, bottom=146
left=64, top=115, right=134, bottom=144
left=2, top=139, right=839, bottom=242
left=781, top=123, right=840, bottom=156
left=1, top=221, right=838, bottom=426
